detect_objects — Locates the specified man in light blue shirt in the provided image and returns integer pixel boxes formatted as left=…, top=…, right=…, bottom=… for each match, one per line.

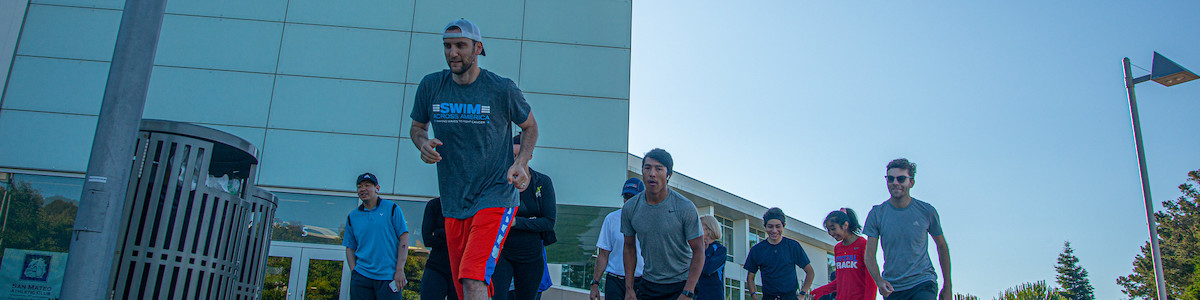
left=344, top=172, right=410, bottom=300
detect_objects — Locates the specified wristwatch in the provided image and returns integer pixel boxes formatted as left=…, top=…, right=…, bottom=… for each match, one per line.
left=798, top=290, right=808, bottom=296
left=681, top=290, right=696, bottom=299
left=589, top=279, right=600, bottom=286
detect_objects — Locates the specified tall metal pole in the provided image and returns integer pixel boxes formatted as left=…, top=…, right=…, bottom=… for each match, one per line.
left=59, top=0, right=168, bottom=298
left=1123, top=57, right=1170, bottom=300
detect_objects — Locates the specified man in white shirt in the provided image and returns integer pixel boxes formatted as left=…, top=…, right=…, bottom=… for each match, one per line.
left=589, top=178, right=646, bottom=300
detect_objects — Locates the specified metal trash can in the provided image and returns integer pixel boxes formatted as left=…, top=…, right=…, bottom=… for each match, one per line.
left=232, top=187, right=278, bottom=299
left=111, top=119, right=277, bottom=299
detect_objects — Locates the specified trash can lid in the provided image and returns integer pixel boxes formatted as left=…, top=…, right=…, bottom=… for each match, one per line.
left=139, top=119, right=259, bottom=165
left=248, top=187, right=278, bottom=206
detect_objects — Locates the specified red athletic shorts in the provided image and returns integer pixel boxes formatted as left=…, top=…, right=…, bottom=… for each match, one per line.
left=444, top=206, right=516, bottom=299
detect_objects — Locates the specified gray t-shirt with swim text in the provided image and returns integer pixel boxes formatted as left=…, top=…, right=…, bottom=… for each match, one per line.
left=863, top=198, right=944, bottom=291
left=620, top=190, right=703, bottom=284
left=410, top=69, right=531, bottom=219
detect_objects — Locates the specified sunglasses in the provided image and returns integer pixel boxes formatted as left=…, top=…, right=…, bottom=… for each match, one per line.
left=884, top=175, right=910, bottom=183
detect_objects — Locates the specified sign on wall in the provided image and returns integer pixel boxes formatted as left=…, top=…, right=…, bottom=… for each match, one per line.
left=0, top=249, right=67, bottom=300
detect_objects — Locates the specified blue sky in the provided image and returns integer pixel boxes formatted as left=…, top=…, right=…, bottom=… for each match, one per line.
left=628, top=1, right=1200, bottom=299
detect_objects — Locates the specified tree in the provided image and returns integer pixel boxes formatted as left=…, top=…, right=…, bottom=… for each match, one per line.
left=994, top=281, right=1064, bottom=300
left=262, top=257, right=291, bottom=300
left=1188, top=259, right=1200, bottom=300
left=1055, top=241, right=1094, bottom=300
left=303, top=259, right=342, bottom=299
left=0, top=181, right=79, bottom=261
left=403, top=250, right=426, bottom=300
left=1118, top=169, right=1200, bottom=300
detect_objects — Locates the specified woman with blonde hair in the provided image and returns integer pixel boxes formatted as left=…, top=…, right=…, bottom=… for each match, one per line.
left=697, top=215, right=727, bottom=300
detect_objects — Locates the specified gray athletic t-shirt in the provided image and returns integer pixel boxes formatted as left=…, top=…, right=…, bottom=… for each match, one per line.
left=620, top=190, right=703, bottom=284
left=410, top=69, right=531, bottom=219
left=863, top=198, right=943, bottom=291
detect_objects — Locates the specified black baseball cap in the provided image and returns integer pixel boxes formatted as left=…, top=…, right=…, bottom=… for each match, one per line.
left=357, top=172, right=379, bottom=186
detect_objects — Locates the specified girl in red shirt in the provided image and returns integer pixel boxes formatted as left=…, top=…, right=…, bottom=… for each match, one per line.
left=812, top=208, right=876, bottom=300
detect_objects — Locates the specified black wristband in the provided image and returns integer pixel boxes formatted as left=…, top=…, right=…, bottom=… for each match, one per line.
left=589, top=279, right=600, bottom=286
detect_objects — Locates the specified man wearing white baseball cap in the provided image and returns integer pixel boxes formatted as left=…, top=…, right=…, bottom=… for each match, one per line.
left=409, top=18, right=539, bottom=300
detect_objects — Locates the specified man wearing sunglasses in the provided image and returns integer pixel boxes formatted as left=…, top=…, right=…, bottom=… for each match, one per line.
left=863, top=158, right=952, bottom=300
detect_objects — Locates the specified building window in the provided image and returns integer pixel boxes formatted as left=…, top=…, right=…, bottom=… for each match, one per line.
left=548, top=205, right=619, bottom=289
left=748, top=227, right=766, bottom=250
left=272, top=192, right=355, bottom=245
left=725, top=278, right=742, bottom=300
left=746, top=284, right=763, bottom=300
left=827, top=252, right=836, bottom=281
left=716, top=215, right=735, bottom=262
left=0, top=172, right=84, bottom=259
left=270, top=192, right=427, bottom=247
left=560, top=260, right=596, bottom=291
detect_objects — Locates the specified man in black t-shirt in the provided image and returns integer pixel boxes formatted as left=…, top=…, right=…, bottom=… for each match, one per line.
left=744, top=208, right=815, bottom=300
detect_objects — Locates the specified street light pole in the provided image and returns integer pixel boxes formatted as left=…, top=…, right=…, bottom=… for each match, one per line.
left=1123, top=57, right=1169, bottom=300
left=59, top=0, right=168, bottom=298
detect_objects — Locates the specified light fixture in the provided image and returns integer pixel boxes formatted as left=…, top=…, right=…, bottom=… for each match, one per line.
left=1150, top=51, right=1199, bottom=86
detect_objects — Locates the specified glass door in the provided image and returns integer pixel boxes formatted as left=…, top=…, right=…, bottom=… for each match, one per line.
left=266, top=241, right=350, bottom=300
left=264, top=246, right=299, bottom=300
left=297, top=246, right=349, bottom=299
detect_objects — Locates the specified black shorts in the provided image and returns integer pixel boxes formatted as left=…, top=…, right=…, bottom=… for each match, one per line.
left=885, top=280, right=937, bottom=300
left=636, top=280, right=685, bottom=300
left=762, top=290, right=797, bottom=300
